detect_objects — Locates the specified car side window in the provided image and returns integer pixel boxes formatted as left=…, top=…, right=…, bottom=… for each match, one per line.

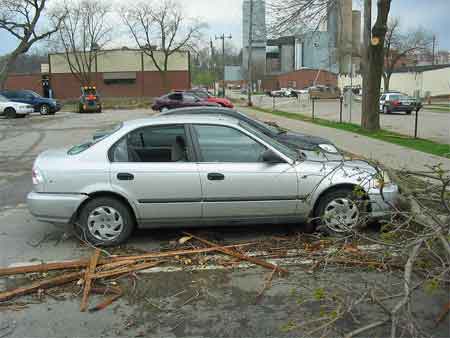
left=111, top=125, right=190, bottom=163
left=183, top=94, right=197, bottom=102
left=193, top=125, right=267, bottom=163
left=168, top=93, right=182, bottom=101
left=380, top=95, right=386, bottom=101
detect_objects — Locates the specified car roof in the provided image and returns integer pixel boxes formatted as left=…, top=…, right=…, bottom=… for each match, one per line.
left=122, top=114, right=239, bottom=129
left=158, top=107, right=238, bottom=117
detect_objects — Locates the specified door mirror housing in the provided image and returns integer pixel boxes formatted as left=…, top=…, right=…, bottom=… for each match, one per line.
left=262, top=149, right=284, bottom=164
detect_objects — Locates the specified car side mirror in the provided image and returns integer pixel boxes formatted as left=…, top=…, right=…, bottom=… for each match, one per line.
left=262, top=149, right=283, bottom=164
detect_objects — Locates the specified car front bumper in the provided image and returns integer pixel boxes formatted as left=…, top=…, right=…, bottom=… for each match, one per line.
left=368, top=184, right=400, bottom=219
left=27, top=192, right=88, bottom=224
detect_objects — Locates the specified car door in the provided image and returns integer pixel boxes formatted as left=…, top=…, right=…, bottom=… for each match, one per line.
left=167, top=93, right=183, bottom=109
left=191, top=124, right=298, bottom=219
left=109, top=124, right=202, bottom=223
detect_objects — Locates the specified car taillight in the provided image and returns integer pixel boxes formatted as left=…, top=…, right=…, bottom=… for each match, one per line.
left=32, top=168, right=44, bottom=185
left=392, top=100, right=400, bottom=106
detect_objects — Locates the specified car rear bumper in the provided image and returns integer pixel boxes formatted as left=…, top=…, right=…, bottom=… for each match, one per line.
left=27, top=192, right=88, bottom=224
left=389, top=105, right=415, bottom=112
left=368, top=184, right=400, bottom=219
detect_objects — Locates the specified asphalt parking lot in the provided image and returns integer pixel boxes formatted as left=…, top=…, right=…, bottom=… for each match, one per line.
left=0, top=110, right=449, bottom=338
left=246, top=94, right=450, bottom=144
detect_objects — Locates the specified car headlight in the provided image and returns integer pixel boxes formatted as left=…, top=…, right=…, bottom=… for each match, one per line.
left=318, top=144, right=339, bottom=154
left=32, top=167, right=44, bottom=185
left=374, top=171, right=392, bottom=189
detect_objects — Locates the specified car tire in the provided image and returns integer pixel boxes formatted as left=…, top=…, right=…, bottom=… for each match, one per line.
left=406, top=111, right=412, bottom=115
left=314, top=187, right=364, bottom=233
left=39, top=104, right=50, bottom=115
left=4, top=107, right=17, bottom=119
left=383, top=106, right=390, bottom=114
left=79, top=197, right=135, bottom=246
left=160, top=107, right=169, bottom=112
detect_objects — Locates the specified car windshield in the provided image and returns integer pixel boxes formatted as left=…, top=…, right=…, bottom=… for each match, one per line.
left=26, top=91, right=40, bottom=98
left=0, top=95, right=8, bottom=102
left=68, top=123, right=123, bottom=155
left=192, top=91, right=209, bottom=99
left=236, top=111, right=283, bottom=136
left=238, top=121, right=298, bottom=160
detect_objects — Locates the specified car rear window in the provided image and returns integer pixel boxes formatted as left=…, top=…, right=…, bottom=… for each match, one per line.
left=68, top=123, right=123, bottom=155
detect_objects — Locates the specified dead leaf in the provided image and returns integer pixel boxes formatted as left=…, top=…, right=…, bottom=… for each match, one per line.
left=178, top=236, right=192, bottom=245
left=343, top=244, right=360, bottom=254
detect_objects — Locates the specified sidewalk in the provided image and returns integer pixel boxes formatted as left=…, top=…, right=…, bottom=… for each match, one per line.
left=240, top=106, right=450, bottom=172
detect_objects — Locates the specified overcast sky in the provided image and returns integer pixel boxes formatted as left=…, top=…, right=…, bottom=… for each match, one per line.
left=1, top=0, right=449, bottom=55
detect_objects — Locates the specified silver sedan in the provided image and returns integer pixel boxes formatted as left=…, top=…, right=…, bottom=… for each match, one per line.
left=27, top=115, right=399, bottom=246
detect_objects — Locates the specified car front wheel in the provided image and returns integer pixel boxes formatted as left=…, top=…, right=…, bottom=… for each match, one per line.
left=315, top=187, right=364, bottom=233
left=39, top=104, right=50, bottom=115
left=4, top=107, right=17, bottom=119
left=79, top=197, right=135, bottom=246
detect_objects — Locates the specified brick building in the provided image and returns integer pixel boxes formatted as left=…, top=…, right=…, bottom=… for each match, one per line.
left=5, top=49, right=191, bottom=100
left=262, top=69, right=338, bottom=91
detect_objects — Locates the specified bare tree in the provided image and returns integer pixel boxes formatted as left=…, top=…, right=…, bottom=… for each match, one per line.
left=267, top=0, right=331, bottom=36
left=52, top=0, right=112, bottom=87
left=383, top=18, right=433, bottom=91
left=0, top=0, right=65, bottom=89
left=122, top=0, right=205, bottom=90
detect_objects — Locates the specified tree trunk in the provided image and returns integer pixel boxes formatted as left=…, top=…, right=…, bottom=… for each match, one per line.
left=361, top=0, right=372, bottom=121
left=0, top=53, right=18, bottom=90
left=361, top=0, right=391, bottom=131
left=383, top=73, right=390, bottom=92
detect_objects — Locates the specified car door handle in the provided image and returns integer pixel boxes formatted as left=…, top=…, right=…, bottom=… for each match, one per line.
left=117, top=173, right=134, bottom=181
left=207, top=173, right=225, bottom=181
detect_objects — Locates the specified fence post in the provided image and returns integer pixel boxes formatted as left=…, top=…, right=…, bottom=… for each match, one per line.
left=312, top=98, right=315, bottom=120
left=272, top=96, right=275, bottom=112
left=339, top=96, right=343, bottom=123
left=414, top=107, right=420, bottom=138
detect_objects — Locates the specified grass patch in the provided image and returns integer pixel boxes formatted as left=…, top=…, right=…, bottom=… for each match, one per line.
left=423, top=105, right=450, bottom=113
left=251, top=106, right=450, bottom=159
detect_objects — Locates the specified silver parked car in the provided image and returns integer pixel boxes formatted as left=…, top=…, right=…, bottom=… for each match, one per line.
left=27, top=115, right=399, bottom=246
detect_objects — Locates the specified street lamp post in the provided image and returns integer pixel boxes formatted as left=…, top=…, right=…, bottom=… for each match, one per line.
left=215, top=34, right=232, bottom=97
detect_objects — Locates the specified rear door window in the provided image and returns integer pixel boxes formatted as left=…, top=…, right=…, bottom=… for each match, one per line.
left=111, top=125, right=191, bottom=163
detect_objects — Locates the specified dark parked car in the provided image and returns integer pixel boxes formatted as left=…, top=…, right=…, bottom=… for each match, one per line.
left=152, top=92, right=220, bottom=112
left=379, top=92, right=422, bottom=115
left=159, top=107, right=342, bottom=158
left=0, top=90, right=62, bottom=115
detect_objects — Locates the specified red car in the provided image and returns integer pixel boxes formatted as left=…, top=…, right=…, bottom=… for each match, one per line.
left=185, top=89, right=234, bottom=109
left=152, top=92, right=220, bottom=112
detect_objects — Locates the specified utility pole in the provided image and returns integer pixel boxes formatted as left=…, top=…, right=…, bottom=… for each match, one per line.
left=247, top=0, right=254, bottom=106
left=361, top=0, right=372, bottom=121
left=215, top=34, right=232, bottom=97
left=432, top=35, right=436, bottom=65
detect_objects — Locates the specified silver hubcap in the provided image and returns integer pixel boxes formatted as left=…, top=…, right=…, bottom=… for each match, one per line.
left=87, top=206, right=124, bottom=241
left=323, top=198, right=360, bottom=233
left=161, top=107, right=168, bottom=112
left=41, top=106, right=48, bottom=114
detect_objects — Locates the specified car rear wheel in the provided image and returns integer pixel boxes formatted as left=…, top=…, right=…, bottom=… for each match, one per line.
left=314, top=187, right=364, bottom=233
left=39, top=104, right=50, bottom=115
left=79, top=197, right=135, bottom=246
left=4, top=107, right=17, bottom=119
left=406, top=110, right=412, bottom=115
left=160, top=107, right=169, bottom=112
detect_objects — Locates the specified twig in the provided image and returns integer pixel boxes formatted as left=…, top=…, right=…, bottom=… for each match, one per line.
left=391, top=240, right=424, bottom=338
left=344, top=319, right=390, bottom=338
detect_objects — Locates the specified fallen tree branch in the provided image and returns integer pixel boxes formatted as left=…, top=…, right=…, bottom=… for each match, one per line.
left=80, top=249, right=100, bottom=312
left=183, top=232, right=289, bottom=275
left=0, top=243, right=255, bottom=277
left=0, top=272, right=83, bottom=302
